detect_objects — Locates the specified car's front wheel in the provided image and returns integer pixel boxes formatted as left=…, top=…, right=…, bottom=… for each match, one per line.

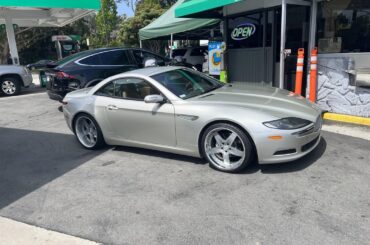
left=74, top=114, right=105, bottom=149
left=0, top=77, right=21, bottom=96
left=201, top=123, right=254, bottom=173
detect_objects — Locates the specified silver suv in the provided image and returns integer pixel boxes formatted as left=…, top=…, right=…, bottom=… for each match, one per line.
left=0, top=65, right=33, bottom=96
left=172, top=47, right=208, bottom=71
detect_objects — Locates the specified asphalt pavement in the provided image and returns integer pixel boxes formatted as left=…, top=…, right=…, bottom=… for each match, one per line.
left=0, top=92, right=369, bottom=245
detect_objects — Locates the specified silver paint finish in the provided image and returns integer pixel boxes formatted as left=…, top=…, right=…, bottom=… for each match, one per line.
left=63, top=67, right=322, bottom=164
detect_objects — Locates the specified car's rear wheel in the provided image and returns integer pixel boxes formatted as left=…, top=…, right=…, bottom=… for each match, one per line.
left=0, top=77, right=21, bottom=96
left=201, top=123, right=254, bottom=173
left=74, top=114, right=105, bottom=149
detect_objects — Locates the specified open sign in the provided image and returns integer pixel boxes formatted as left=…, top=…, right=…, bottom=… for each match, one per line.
left=231, top=23, right=256, bottom=41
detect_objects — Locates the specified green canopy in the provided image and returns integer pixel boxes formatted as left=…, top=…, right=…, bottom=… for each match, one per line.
left=175, top=0, right=241, bottom=18
left=0, top=0, right=100, bottom=9
left=139, top=0, right=219, bottom=41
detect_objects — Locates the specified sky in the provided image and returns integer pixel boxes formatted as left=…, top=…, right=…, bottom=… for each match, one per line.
left=117, top=2, right=134, bottom=17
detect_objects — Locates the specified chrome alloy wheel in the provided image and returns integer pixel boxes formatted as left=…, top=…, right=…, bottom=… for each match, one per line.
left=2, top=80, right=16, bottom=95
left=75, top=116, right=98, bottom=148
left=204, top=127, right=246, bottom=170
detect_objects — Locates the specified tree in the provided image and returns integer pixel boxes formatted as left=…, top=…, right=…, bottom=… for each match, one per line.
left=117, top=2, right=165, bottom=52
left=91, top=0, right=119, bottom=47
left=120, top=0, right=176, bottom=12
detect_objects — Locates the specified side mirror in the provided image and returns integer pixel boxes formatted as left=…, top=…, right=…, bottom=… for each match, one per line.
left=144, top=58, right=157, bottom=67
left=144, top=94, right=165, bottom=104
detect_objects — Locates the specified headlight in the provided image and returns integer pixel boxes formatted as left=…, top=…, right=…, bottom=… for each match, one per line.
left=263, top=117, right=312, bottom=130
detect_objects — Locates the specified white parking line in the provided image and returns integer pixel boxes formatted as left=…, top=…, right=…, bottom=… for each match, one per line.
left=0, top=217, right=101, bottom=245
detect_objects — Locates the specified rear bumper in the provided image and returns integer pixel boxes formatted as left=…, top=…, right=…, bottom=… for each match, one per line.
left=22, top=73, right=33, bottom=87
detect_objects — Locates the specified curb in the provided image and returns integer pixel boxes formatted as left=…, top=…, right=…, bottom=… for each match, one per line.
left=323, top=112, right=370, bottom=127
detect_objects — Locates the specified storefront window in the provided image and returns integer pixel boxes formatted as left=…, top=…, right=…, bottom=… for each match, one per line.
left=227, top=13, right=265, bottom=49
left=317, top=0, right=370, bottom=53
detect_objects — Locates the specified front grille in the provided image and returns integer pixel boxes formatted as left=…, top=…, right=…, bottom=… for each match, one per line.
left=301, top=136, right=320, bottom=152
left=294, top=125, right=314, bottom=136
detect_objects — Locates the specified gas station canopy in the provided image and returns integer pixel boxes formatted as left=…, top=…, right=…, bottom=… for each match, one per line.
left=0, top=0, right=100, bottom=27
left=0, top=0, right=100, bottom=64
left=139, top=0, right=219, bottom=41
left=175, top=0, right=241, bottom=18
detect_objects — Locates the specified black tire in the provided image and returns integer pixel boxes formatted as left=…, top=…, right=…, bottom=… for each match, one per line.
left=0, top=76, right=21, bottom=96
left=195, top=64, right=203, bottom=72
left=200, top=123, right=254, bottom=173
left=73, top=113, right=105, bottom=150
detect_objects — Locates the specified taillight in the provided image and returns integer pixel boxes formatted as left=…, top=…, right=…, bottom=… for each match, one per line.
left=56, top=71, right=76, bottom=79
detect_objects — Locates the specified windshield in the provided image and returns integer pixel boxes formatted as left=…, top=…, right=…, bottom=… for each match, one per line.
left=151, top=69, right=223, bottom=99
left=54, top=50, right=96, bottom=66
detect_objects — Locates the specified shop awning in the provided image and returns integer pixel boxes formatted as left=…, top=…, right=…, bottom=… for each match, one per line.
left=139, top=0, right=219, bottom=41
left=175, top=0, right=242, bottom=18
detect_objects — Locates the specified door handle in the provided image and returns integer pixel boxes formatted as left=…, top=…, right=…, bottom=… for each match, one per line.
left=107, top=105, right=118, bottom=110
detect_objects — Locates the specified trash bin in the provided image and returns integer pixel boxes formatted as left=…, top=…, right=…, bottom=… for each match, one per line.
left=39, top=71, right=47, bottom=87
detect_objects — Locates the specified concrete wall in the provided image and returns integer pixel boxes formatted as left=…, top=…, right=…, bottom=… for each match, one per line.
left=315, top=55, right=370, bottom=117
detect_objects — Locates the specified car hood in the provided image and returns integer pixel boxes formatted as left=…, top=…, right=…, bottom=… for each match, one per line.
left=191, top=84, right=322, bottom=122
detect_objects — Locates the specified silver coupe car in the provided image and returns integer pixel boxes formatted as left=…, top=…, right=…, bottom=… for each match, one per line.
left=62, top=66, right=322, bottom=173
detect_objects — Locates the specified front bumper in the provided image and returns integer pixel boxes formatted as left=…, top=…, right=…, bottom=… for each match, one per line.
left=255, top=121, right=322, bottom=164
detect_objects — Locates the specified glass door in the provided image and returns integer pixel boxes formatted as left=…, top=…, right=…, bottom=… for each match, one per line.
left=284, top=4, right=311, bottom=93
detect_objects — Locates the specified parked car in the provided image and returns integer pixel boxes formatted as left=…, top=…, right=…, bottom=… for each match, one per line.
left=62, top=66, right=323, bottom=173
left=26, top=60, right=54, bottom=70
left=0, top=65, right=33, bottom=96
left=45, top=47, right=194, bottom=101
left=172, top=46, right=208, bottom=71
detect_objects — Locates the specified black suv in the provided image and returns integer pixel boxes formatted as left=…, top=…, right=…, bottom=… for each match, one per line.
left=45, top=48, right=187, bottom=101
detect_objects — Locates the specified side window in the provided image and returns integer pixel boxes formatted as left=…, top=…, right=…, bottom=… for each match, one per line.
left=99, top=50, right=130, bottom=65
left=190, top=48, right=207, bottom=56
left=79, top=54, right=101, bottom=65
left=95, top=78, right=160, bottom=100
left=133, top=50, right=144, bottom=64
left=95, top=82, right=115, bottom=97
left=190, top=48, right=200, bottom=56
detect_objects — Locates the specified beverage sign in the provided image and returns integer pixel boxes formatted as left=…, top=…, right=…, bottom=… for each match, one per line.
left=208, top=42, right=222, bottom=76
left=231, top=23, right=256, bottom=41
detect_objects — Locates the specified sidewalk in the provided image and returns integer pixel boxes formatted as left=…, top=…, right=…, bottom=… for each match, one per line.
left=0, top=217, right=101, bottom=245
left=322, top=120, right=370, bottom=141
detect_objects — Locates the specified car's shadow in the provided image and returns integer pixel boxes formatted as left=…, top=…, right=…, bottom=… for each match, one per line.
left=113, top=137, right=327, bottom=174
left=112, top=145, right=205, bottom=165
left=0, top=127, right=105, bottom=209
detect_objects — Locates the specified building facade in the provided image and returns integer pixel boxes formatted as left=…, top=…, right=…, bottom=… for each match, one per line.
left=176, top=0, right=370, bottom=117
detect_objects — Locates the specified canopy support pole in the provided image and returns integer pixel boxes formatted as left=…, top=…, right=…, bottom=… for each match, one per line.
left=170, top=33, right=174, bottom=59
left=279, top=0, right=287, bottom=89
left=5, top=16, right=19, bottom=65
left=140, top=40, right=143, bottom=48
